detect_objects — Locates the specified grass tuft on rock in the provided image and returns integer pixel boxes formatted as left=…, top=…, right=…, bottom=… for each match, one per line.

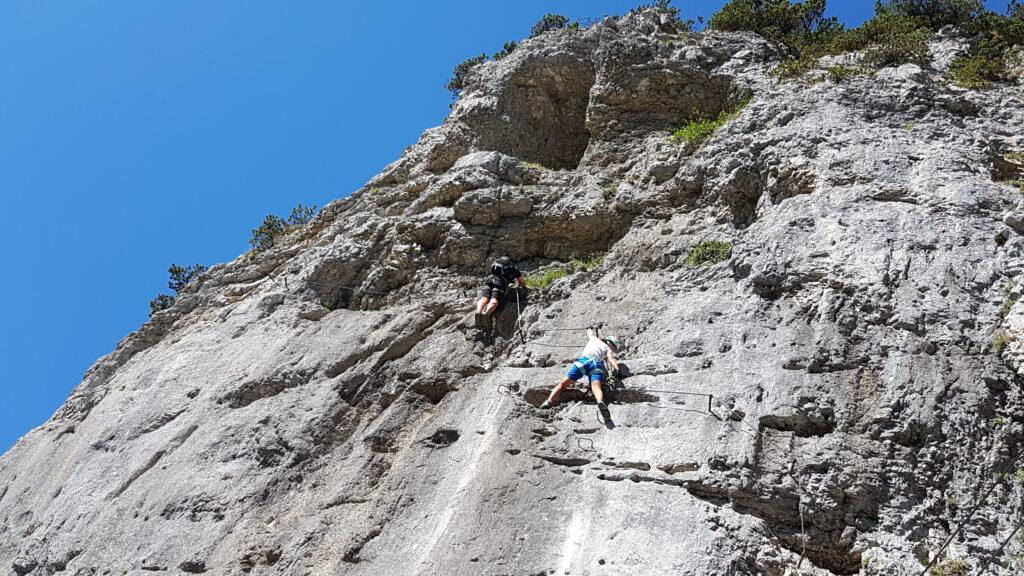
left=994, top=332, right=1009, bottom=355
left=524, top=269, right=569, bottom=290
left=685, top=241, right=732, bottom=266
left=670, top=101, right=748, bottom=148
left=772, top=56, right=816, bottom=79
left=572, top=252, right=606, bottom=270
left=826, top=63, right=864, bottom=82
left=928, top=557, right=971, bottom=576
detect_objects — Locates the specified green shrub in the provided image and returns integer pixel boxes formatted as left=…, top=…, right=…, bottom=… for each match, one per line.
left=168, top=264, right=207, bottom=293
left=531, top=14, right=571, bottom=37
left=492, top=41, right=518, bottom=60
left=446, top=54, right=488, bottom=100
left=715, top=0, right=1021, bottom=81
left=250, top=204, right=318, bottom=253
left=949, top=13, right=1024, bottom=87
left=631, top=1, right=699, bottom=32
left=149, top=263, right=208, bottom=317
left=826, top=63, right=863, bottom=81
left=994, top=332, right=1008, bottom=354
left=950, top=45, right=1001, bottom=87
left=669, top=101, right=747, bottom=147
left=773, top=56, right=816, bottom=78
left=859, top=14, right=932, bottom=68
left=670, top=116, right=725, bottom=146
left=149, top=294, right=176, bottom=317
left=928, top=557, right=971, bottom=576
left=710, top=0, right=839, bottom=40
left=875, top=0, right=983, bottom=30
left=999, top=296, right=1018, bottom=319
left=685, top=241, right=732, bottom=266
left=524, top=269, right=569, bottom=289
left=573, top=252, right=606, bottom=270
left=1011, top=0, right=1024, bottom=19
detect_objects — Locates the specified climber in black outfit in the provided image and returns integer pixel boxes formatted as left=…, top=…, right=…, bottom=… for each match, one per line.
left=476, top=256, right=526, bottom=316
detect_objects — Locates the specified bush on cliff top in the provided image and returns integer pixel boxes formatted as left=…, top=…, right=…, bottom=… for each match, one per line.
left=446, top=54, right=488, bottom=100
left=250, top=203, right=318, bottom=253
left=710, top=0, right=840, bottom=40
left=719, top=0, right=1023, bottom=84
left=447, top=12, right=574, bottom=100
left=875, top=0, right=984, bottom=29
left=149, top=264, right=208, bottom=317
left=530, top=14, right=574, bottom=37
left=949, top=9, right=1024, bottom=87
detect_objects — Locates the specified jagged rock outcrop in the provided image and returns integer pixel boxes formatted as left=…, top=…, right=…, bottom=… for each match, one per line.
left=2, top=9, right=1024, bottom=576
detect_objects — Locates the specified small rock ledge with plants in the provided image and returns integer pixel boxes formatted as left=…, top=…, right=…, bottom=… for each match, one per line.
left=2, top=2, right=1024, bottom=575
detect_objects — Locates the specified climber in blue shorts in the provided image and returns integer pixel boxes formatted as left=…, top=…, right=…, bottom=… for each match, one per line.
left=540, top=327, right=621, bottom=411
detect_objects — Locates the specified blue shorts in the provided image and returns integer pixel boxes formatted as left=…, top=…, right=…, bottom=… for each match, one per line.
left=566, top=357, right=605, bottom=383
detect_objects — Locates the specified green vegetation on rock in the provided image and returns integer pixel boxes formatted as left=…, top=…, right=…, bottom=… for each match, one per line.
left=524, top=269, right=569, bottom=290
left=928, top=557, right=971, bottom=576
left=530, top=14, right=573, bottom=37
left=572, top=252, right=606, bottom=270
left=250, top=204, right=318, bottom=253
left=826, top=63, right=864, bottom=81
left=994, top=332, right=1008, bottom=354
left=670, top=101, right=748, bottom=148
left=524, top=253, right=606, bottom=289
left=447, top=54, right=488, bottom=100
left=723, top=0, right=1023, bottom=85
left=492, top=41, right=519, bottom=60
left=709, top=0, right=839, bottom=41
left=685, top=241, right=732, bottom=266
left=149, top=263, right=208, bottom=317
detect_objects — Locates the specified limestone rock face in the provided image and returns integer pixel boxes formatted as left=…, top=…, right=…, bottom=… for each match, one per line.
left=2, top=10, right=1024, bottom=576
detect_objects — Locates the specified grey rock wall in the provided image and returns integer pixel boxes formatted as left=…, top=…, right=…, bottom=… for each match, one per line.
left=2, top=9, right=1023, bottom=576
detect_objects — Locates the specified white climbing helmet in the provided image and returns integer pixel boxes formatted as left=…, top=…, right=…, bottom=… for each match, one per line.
left=604, top=336, right=621, bottom=350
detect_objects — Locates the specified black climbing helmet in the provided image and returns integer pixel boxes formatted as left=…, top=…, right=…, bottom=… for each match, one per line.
left=491, top=256, right=512, bottom=276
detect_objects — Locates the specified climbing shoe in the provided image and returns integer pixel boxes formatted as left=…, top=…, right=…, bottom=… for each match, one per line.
left=539, top=401, right=552, bottom=409
left=597, top=401, right=608, bottom=411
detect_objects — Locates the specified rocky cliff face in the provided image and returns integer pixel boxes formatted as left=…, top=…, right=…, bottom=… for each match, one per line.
left=2, top=10, right=1024, bottom=576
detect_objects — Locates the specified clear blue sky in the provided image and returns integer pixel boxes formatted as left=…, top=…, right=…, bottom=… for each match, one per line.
left=0, top=1, right=1008, bottom=453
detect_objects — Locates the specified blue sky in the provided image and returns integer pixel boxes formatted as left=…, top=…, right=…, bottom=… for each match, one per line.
left=0, top=1, right=1008, bottom=453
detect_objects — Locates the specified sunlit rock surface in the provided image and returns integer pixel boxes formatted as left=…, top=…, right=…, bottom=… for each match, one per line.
left=2, top=9, right=1023, bottom=576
